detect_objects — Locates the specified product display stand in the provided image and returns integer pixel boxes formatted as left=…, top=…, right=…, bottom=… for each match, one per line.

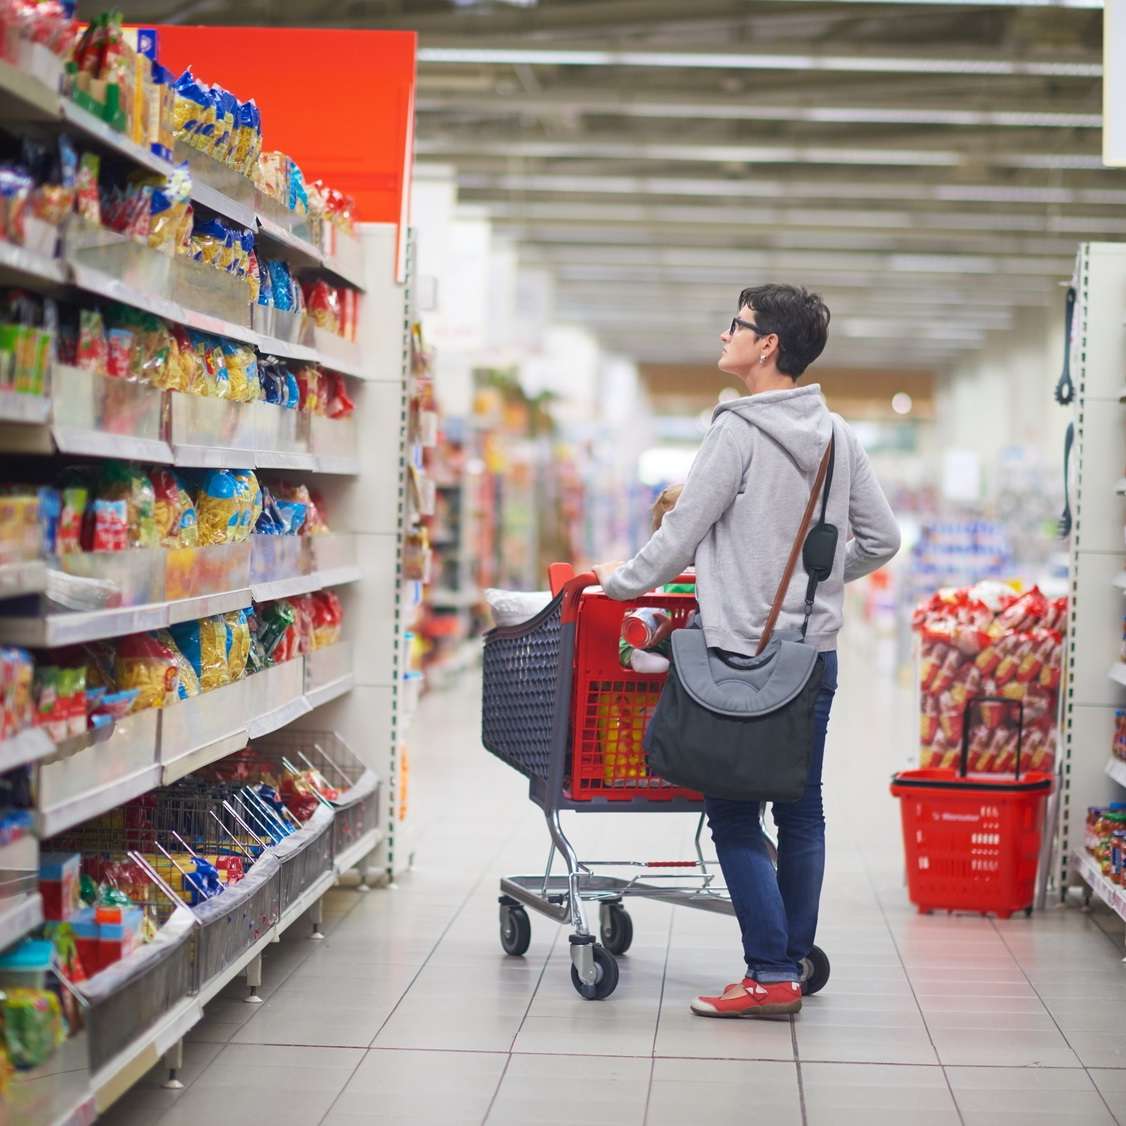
left=1060, top=242, right=1126, bottom=943
left=0, top=50, right=415, bottom=1119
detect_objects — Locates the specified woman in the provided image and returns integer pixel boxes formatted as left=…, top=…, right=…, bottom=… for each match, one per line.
left=593, top=283, right=900, bottom=1019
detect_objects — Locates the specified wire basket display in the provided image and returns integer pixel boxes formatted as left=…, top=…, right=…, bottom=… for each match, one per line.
left=204, top=739, right=337, bottom=914
left=250, top=729, right=380, bottom=866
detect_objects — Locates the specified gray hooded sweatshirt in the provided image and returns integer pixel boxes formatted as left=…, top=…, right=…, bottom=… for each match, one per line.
left=603, top=384, right=901, bottom=654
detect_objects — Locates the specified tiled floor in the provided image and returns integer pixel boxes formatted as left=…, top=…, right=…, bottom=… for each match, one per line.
left=103, top=634, right=1126, bottom=1125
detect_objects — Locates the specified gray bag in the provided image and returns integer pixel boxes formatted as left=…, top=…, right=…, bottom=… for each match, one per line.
left=643, top=435, right=836, bottom=802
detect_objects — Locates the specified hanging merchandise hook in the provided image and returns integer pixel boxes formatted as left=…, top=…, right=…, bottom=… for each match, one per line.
left=1055, top=286, right=1076, bottom=406
left=1058, top=421, right=1075, bottom=538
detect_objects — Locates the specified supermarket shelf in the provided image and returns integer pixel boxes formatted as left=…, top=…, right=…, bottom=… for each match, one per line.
left=0, top=557, right=46, bottom=599
left=0, top=600, right=169, bottom=647
left=0, top=390, right=50, bottom=423
left=161, top=728, right=246, bottom=786
left=1110, top=662, right=1126, bottom=689
left=0, top=236, right=67, bottom=288
left=305, top=672, right=354, bottom=711
left=1114, top=572, right=1126, bottom=593
left=246, top=691, right=312, bottom=739
left=0, top=890, right=43, bottom=952
left=0, top=56, right=61, bottom=119
left=166, top=587, right=252, bottom=626
left=0, top=725, right=53, bottom=773
left=38, top=762, right=162, bottom=839
left=257, top=213, right=323, bottom=271
left=52, top=424, right=173, bottom=464
left=192, top=178, right=256, bottom=231
left=1107, top=756, right=1126, bottom=789
left=0, top=586, right=259, bottom=647
left=250, top=564, right=361, bottom=603
left=279, top=869, right=336, bottom=932
left=334, top=827, right=383, bottom=876
left=1074, top=850, right=1126, bottom=924
left=313, top=453, right=361, bottom=476
left=253, top=448, right=319, bottom=472
left=60, top=99, right=172, bottom=180
left=89, top=995, right=200, bottom=1116
left=9, top=1034, right=98, bottom=1126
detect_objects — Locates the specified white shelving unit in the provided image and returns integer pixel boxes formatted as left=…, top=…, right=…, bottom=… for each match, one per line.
left=1062, top=243, right=1126, bottom=948
left=0, top=58, right=415, bottom=1118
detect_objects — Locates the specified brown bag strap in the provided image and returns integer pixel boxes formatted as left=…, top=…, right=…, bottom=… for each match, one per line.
left=755, top=439, right=835, bottom=656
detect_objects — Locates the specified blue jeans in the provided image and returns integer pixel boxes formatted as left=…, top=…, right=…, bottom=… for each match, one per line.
left=704, top=651, right=838, bottom=983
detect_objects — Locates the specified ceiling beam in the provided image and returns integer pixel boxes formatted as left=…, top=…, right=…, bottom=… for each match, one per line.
left=417, top=45, right=1100, bottom=78
left=415, top=134, right=1104, bottom=170
left=471, top=198, right=1126, bottom=235
left=415, top=90, right=1102, bottom=129
left=450, top=170, right=1126, bottom=207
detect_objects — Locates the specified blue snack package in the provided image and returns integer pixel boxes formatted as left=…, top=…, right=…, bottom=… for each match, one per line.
left=266, top=260, right=294, bottom=311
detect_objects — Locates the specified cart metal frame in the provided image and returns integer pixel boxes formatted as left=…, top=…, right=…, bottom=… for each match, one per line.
left=482, top=567, right=829, bottom=1000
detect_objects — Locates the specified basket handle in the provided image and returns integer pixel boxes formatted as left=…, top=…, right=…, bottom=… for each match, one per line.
left=960, top=695, right=1025, bottom=779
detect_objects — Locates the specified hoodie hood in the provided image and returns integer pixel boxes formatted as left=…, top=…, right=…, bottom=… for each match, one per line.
left=712, top=383, right=832, bottom=474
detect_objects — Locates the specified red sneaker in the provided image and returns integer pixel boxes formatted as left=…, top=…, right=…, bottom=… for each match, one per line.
left=691, top=978, right=802, bottom=1019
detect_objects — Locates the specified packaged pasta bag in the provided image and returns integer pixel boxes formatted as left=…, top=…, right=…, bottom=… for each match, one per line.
left=98, top=462, right=157, bottom=550
left=169, top=323, right=203, bottom=394
left=115, top=632, right=180, bottom=711
left=290, top=594, right=315, bottom=655
left=276, top=482, right=327, bottom=535
left=256, top=599, right=295, bottom=662
left=245, top=606, right=269, bottom=674
left=149, top=468, right=198, bottom=548
left=171, top=68, right=213, bottom=146
left=193, top=470, right=242, bottom=545
left=169, top=616, right=230, bottom=692
left=153, top=628, right=199, bottom=700
left=221, top=340, right=256, bottom=403
left=76, top=308, right=107, bottom=374
left=310, top=590, right=343, bottom=649
left=191, top=332, right=229, bottom=399
left=224, top=609, right=250, bottom=681
left=295, top=365, right=322, bottom=413
left=230, top=469, right=261, bottom=541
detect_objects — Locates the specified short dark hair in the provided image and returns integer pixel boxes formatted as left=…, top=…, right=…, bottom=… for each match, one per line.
left=737, top=284, right=830, bottom=379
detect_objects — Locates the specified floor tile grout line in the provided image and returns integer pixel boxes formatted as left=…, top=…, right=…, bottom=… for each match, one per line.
left=480, top=1054, right=515, bottom=1126
left=150, top=890, right=372, bottom=1124
left=989, top=916, right=1123, bottom=1126
left=360, top=814, right=532, bottom=1051
left=853, top=829, right=965, bottom=1124
left=792, top=1019, right=808, bottom=1126
left=642, top=905, right=678, bottom=1125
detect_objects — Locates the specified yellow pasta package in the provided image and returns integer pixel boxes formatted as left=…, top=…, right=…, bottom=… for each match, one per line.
left=225, top=610, right=250, bottom=681
left=114, top=633, right=180, bottom=711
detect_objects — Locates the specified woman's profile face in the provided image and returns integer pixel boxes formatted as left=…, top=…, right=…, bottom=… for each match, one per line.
left=718, top=305, right=768, bottom=377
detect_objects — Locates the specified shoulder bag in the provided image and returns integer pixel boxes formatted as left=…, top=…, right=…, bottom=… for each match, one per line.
left=643, top=432, right=838, bottom=803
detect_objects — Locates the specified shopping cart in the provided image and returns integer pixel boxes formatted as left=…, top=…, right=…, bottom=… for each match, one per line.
left=482, top=564, right=831, bottom=1000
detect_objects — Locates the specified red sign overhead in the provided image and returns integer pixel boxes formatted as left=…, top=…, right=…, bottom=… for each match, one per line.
left=154, top=26, right=416, bottom=274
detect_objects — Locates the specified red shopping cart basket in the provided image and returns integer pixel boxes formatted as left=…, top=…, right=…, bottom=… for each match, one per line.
left=890, top=696, right=1052, bottom=919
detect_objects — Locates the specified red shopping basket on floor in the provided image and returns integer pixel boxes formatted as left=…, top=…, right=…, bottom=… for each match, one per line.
left=890, top=696, right=1053, bottom=919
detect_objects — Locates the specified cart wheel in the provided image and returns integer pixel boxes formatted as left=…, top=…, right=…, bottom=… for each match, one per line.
left=571, top=944, right=619, bottom=1000
left=499, top=905, right=531, bottom=956
left=799, top=945, right=830, bottom=997
left=600, top=904, right=634, bottom=956
left=1024, top=906, right=1034, bottom=919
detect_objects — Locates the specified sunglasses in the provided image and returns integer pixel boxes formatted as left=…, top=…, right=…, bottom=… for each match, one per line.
left=729, top=316, right=765, bottom=336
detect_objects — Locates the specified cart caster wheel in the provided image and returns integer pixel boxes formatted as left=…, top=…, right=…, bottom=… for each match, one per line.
left=571, top=943, right=619, bottom=1001
left=600, top=903, right=634, bottom=956
left=799, top=945, right=830, bottom=997
left=1024, top=906, right=1034, bottom=918
left=499, top=904, right=531, bottom=956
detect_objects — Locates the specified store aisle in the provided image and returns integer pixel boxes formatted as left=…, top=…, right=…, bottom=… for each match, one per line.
left=104, top=636, right=1126, bottom=1126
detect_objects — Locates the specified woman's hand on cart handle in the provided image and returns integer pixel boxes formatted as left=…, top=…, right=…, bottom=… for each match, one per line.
left=593, top=561, right=625, bottom=589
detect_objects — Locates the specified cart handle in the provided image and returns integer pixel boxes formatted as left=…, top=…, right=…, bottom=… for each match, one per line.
left=551, top=562, right=695, bottom=624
